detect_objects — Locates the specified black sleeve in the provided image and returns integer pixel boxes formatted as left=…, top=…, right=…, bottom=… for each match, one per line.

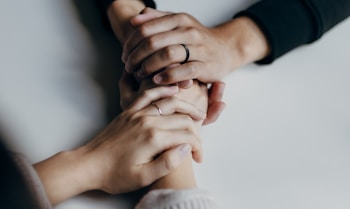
left=235, top=0, right=350, bottom=64
left=95, top=0, right=156, bottom=16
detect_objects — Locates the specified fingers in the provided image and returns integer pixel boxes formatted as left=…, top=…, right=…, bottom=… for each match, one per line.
left=140, top=97, right=206, bottom=120
left=123, top=12, right=196, bottom=63
left=128, top=85, right=179, bottom=112
left=202, top=101, right=226, bottom=125
left=153, top=62, right=205, bottom=84
left=125, top=29, right=198, bottom=74
left=177, top=79, right=193, bottom=89
left=141, top=144, right=191, bottom=185
left=130, top=8, right=170, bottom=26
left=208, top=81, right=225, bottom=102
left=146, top=127, right=202, bottom=163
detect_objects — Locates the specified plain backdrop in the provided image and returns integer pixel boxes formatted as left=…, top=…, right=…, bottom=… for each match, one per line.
left=0, top=0, right=350, bottom=209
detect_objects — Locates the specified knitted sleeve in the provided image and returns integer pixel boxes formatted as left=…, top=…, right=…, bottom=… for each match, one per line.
left=135, top=189, right=220, bottom=209
left=236, top=0, right=350, bottom=64
left=11, top=153, right=52, bottom=209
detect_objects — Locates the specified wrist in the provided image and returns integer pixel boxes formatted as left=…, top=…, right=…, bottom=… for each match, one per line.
left=33, top=148, right=98, bottom=205
left=107, top=0, right=145, bottom=44
left=150, top=156, right=197, bottom=190
left=214, top=17, right=270, bottom=69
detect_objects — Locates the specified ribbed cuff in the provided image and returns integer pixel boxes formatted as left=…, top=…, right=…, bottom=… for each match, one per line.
left=136, top=189, right=219, bottom=209
left=12, top=153, right=52, bottom=209
left=235, top=0, right=316, bottom=64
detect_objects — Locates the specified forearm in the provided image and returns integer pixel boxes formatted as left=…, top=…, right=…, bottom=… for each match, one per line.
left=33, top=148, right=98, bottom=205
left=212, top=17, right=270, bottom=70
left=235, top=0, right=350, bottom=64
left=151, top=155, right=197, bottom=190
left=107, top=0, right=146, bottom=44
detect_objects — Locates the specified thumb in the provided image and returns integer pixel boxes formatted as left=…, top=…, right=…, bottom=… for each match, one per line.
left=130, top=8, right=170, bottom=26
left=143, top=144, right=191, bottom=182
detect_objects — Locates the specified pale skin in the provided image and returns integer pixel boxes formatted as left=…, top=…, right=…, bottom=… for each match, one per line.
left=120, top=7, right=270, bottom=85
left=107, top=0, right=226, bottom=125
left=105, top=0, right=251, bottom=192
left=116, top=69, right=209, bottom=191
left=32, top=1, right=209, bottom=206
left=34, top=84, right=206, bottom=205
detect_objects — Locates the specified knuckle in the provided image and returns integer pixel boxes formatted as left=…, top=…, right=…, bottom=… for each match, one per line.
left=147, top=129, right=160, bottom=144
left=186, top=63, right=198, bottom=78
left=145, top=36, right=159, bottom=51
left=137, top=116, right=153, bottom=128
left=162, top=46, right=178, bottom=61
left=177, top=13, right=192, bottom=24
left=186, top=27, right=201, bottom=40
left=138, top=25, right=150, bottom=38
left=163, top=155, right=177, bottom=171
left=141, top=90, right=152, bottom=100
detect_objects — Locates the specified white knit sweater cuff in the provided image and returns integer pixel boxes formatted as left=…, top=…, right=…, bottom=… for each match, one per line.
left=135, top=188, right=219, bottom=209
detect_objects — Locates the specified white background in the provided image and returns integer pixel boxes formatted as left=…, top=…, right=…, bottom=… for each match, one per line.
left=1, top=0, right=350, bottom=209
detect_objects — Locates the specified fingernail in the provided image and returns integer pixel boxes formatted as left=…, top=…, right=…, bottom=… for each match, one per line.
left=178, top=144, right=191, bottom=158
left=153, top=74, right=163, bottom=84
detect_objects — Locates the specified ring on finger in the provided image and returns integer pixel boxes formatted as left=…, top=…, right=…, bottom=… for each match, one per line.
left=180, top=44, right=190, bottom=64
left=151, top=102, right=163, bottom=116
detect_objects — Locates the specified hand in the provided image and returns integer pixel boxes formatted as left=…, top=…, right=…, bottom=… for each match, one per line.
left=122, top=8, right=270, bottom=84
left=122, top=8, right=234, bottom=83
left=34, top=85, right=204, bottom=205
left=82, top=85, right=205, bottom=194
left=119, top=71, right=225, bottom=125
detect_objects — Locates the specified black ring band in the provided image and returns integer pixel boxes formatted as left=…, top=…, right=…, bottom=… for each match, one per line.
left=180, top=44, right=190, bottom=64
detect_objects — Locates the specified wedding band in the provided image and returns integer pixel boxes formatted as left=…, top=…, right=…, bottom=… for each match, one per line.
left=180, top=44, right=190, bottom=64
left=152, top=102, right=163, bottom=115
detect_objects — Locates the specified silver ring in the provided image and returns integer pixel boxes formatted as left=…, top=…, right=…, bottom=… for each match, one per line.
left=180, top=44, right=190, bottom=64
left=152, top=102, right=163, bottom=115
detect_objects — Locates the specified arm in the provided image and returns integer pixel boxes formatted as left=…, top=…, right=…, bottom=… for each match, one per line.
left=235, top=0, right=350, bottom=64
left=121, top=8, right=270, bottom=84
left=34, top=85, right=205, bottom=206
left=122, top=0, right=350, bottom=84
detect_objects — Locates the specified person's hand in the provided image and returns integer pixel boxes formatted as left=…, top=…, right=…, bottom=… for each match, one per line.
left=119, top=71, right=226, bottom=125
left=122, top=8, right=233, bottom=84
left=34, top=85, right=204, bottom=205
left=122, top=8, right=270, bottom=85
left=82, top=85, right=205, bottom=194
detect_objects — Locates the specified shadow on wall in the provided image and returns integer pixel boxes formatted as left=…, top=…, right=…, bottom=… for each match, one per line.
left=71, top=0, right=123, bottom=122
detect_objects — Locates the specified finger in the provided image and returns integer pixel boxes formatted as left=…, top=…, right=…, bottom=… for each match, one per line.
left=177, top=79, right=193, bottom=89
left=147, top=129, right=202, bottom=163
left=208, top=81, right=226, bottom=102
left=128, top=85, right=179, bottom=112
left=132, top=43, right=198, bottom=79
left=142, top=144, right=191, bottom=184
left=202, top=101, right=226, bottom=125
left=130, top=8, right=170, bottom=26
left=123, top=13, right=195, bottom=63
left=125, top=28, right=198, bottom=74
left=141, top=97, right=206, bottom=120
left=153, top=62, right=205, bottom=84
left=202, top=81, right=226, bottom=125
